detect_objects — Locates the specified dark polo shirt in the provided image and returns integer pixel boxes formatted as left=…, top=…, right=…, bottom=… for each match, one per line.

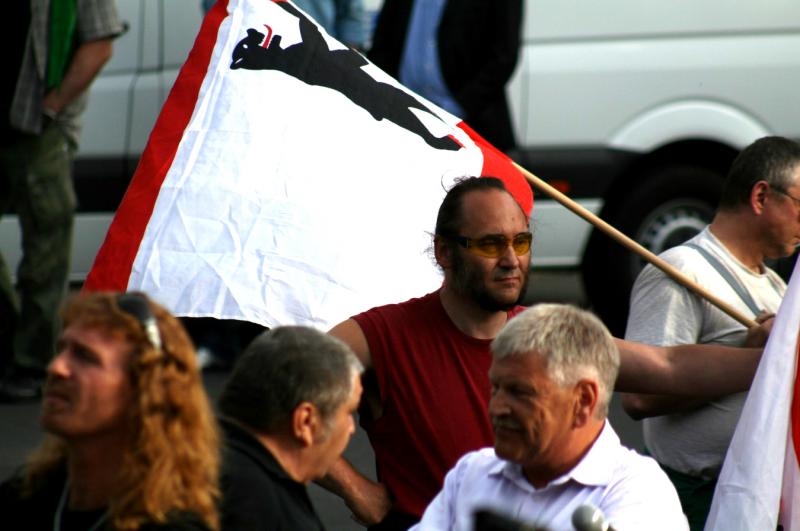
left=219, top=418, right=326, bottom=531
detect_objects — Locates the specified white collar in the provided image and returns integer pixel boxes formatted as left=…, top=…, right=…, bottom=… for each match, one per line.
left=488, top=421, right=619, bottom=492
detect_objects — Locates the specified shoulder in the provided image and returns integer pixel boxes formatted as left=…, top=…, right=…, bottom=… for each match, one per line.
left=77, top=0, right=125, bottom=40
left=508, top=304, right=528, bottom=318
left=0, top=471, right=24, bottom=501
left=222, top=447, right=278, bottom=491
left=0, top=469, right=64, bottom=529
left=630, top=242, right=710, bottom=299
left=139, top=512, right=211, bottom=531
left=221, top=423, right=283, bottom=494
left=448, top=447, right=503, bottom=483
left=648, top=243, right=708, bottom=278
left=457, top=447, right=499, bottom=467
left=609, top=446, right=674, bottom=486
left=348, top=291, right=440, bottom=343
left=355, top=291, right=438, bottom=321
left=600, top=449, right=687, bottom=529
left=220, top=447, right=293, bottom=528
left=629, top=244, right=704, bottom=302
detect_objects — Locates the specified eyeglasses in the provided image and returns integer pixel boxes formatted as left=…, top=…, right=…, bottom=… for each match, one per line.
left=444, top=232, right=533, bottom=258
left=772, top=186, right=800, bottom=209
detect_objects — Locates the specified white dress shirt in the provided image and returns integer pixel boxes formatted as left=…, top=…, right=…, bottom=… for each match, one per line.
left=411, top=421, right=688, bottom=531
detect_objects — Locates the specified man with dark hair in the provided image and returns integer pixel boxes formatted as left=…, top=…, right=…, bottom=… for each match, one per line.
left=321, top=176, right=766, bottom=531
left=293, top=0, right=368, bottom=50
left=323, top=177, right=530, bottom=530
left=368, top=0, right=522, bottom=152
left=218, top=326, right=364, bottom=531
left=622, top=135, right=800, bottom=529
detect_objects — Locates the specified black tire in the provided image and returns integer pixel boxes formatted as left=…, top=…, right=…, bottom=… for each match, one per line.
left=581, top=165, right=724, bottom=336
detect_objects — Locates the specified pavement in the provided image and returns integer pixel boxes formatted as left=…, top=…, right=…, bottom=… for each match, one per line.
left=0, top=270, right=644, bottom=530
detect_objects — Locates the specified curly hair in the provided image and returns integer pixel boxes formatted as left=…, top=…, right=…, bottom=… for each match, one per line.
left=23, top=292, right=220, bottom=530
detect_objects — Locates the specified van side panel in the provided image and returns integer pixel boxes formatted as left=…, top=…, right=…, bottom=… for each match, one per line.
left=511, top=33, right=800, bottom=147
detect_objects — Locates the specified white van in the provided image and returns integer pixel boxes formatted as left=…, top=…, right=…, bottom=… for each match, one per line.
left=2, top=0, right=798, bottom=328
left=508, top=0, right=800, bottom=329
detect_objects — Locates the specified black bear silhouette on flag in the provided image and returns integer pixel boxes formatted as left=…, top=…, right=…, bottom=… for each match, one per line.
left=230, top=0, right=461, bottom=151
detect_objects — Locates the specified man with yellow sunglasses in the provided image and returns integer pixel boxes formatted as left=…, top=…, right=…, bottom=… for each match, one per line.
left=319, top=176, right=763, bottom=531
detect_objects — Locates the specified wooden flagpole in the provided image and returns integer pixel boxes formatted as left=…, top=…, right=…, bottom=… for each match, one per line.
left=513, top=162, right=758, bottom=328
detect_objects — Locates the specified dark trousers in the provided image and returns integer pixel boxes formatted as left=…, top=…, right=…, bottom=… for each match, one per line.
left=368, top=510, right=419, bottom=531
left=0, top=122, right=75, bottom=372
left=660, top=463, right=717, bottom=531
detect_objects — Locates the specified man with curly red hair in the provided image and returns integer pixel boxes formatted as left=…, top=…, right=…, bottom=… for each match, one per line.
left=0, top=291, right=220, bottom=530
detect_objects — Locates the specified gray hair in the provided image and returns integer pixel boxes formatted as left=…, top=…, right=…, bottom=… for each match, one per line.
left=491, top=304, right=619, bottom=418
left=219, top=326, right=363, bottom=434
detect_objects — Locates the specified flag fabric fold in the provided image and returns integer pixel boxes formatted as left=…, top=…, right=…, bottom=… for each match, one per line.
left=84, top=0, right=532, bottom=330
left=705, top=259, right=800, bottom=530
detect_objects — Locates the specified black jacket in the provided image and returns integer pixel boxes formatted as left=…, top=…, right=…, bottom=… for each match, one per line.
left=0, top=464, right=209, bottom=530
left=368, top=0, right=523, bottom=151
left=219, top=418, right=326, bottom=531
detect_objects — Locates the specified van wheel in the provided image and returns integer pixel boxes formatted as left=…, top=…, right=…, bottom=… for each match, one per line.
left=581, top=164, right=723, bottom=336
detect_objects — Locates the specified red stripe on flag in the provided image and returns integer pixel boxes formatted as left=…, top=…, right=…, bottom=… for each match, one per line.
left=456, top=122, right=533, bottom=216
left=791, top=339, right=800, bottom=460
left=83, top=1, right=228, bottom=291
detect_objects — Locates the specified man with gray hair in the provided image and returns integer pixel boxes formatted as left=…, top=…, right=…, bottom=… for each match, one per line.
left=623, top=135, right=800, bottom=529
left=412, top=304, right=687, bottom=531
left=217, top=326, right=364, bottom=530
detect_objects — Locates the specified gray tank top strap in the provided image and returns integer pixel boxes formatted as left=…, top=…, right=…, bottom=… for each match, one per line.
left=684, top=243, right=762, bottom=317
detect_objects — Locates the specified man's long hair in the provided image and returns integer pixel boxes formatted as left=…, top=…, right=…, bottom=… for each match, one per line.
left=22, top=292, right=220, bottom=530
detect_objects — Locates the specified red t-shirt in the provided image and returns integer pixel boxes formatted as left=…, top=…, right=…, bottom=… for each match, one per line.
left=352, top=290, right=525, bottom=517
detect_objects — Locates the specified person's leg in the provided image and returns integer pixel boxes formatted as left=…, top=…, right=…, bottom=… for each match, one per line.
left=661, top=463, right=716, bottom=531
left=11, top=122, right=76, bottom=374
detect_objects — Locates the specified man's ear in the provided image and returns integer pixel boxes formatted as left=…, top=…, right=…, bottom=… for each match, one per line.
left=434, top=236, right=453, bottom=270
left=572, top=379, right=599, bottom=428
left=751, top=180, right=770, bottom=215
left=292, top=402, right=322, bottom=447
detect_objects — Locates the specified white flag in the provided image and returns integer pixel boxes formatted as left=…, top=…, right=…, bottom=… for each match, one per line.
left=705, top=259, right=800, bottom=530
left=84, top=0, right=532, bottom=329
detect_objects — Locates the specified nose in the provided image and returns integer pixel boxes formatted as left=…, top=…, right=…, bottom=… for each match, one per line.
left=497, top=241, right=518, bottom=267
left=489, top=389, right=510, bottom=417
left=47, top=349, right=71, bottom=379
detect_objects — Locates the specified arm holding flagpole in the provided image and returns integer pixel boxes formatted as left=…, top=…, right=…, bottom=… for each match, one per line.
left=512, top=162, right=758, bottom=329
left=614, top=339, right=762, bottom=395
left=616, top=313, right=773, bottom=418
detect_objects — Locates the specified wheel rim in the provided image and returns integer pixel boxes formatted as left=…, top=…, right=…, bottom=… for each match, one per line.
left=630, top=198, right=714, bottom=273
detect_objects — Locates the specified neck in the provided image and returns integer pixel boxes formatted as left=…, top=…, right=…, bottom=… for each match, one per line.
left=709, top=214, right=764, bottom=273
left=255, top=432, right=309, bottom=484
left=65, top=439, right=125, bottom=510
left=523, top=419, right=604, bottom=489
left=439, top=285, right=510, bottom=339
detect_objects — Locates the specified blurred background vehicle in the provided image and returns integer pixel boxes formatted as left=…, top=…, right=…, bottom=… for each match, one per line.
left=2, top=0, right=798, bottom=333
left=508, top=0, right=800, bottom=332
